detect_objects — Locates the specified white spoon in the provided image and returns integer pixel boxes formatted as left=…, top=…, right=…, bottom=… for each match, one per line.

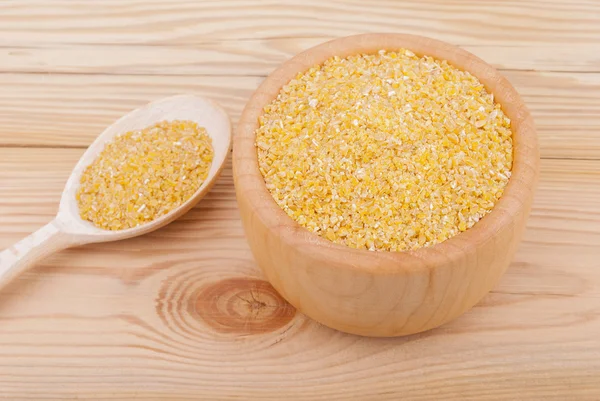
left=0, top=94, right=231, bottom=288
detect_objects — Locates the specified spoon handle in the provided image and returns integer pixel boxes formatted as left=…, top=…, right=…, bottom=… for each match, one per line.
left=0, top=219, right=76, bottom=289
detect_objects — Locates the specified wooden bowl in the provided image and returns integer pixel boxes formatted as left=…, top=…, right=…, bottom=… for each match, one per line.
left=232, top=34, right=539, bottom=337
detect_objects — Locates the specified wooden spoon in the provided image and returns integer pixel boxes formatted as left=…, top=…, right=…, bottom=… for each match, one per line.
left=0, top=94, right=231, bottom=288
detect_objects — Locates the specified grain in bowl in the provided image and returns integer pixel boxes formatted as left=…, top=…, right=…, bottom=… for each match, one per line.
left=234, top=34, right=539, bottom=336
left=256, top=49, right=512, bottom=252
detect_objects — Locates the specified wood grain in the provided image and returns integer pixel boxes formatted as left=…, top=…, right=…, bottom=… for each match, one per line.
left=0, top=73, right=260, bottom=148
left=1, top=0, right=599, bottom=398
left=2, top=41, right=599, bottom=75
left=0, top=149, right=599, bottom=399
left=0, top=71, right=599, bottom=159
left=2, top=0, right=600, bottom=46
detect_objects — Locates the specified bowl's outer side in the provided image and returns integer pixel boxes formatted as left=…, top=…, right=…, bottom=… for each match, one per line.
left=233, top=33, right=539, bottom=337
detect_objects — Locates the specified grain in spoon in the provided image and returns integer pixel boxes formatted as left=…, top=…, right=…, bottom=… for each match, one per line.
left=0, top=94, right=231, bottom=288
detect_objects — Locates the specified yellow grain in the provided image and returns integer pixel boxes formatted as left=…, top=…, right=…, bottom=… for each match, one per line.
left=256, top=49, right=513, bottom=252
left=77, top=120, right=213, bottom=230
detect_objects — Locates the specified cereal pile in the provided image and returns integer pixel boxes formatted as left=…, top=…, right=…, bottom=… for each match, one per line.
left=77, top=120, right=213, bottom=230
left=256, top=49, right=512, bottom=251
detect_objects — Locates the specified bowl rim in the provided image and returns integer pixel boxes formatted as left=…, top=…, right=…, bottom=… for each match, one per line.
left=233, top=33, right=539, bottom=275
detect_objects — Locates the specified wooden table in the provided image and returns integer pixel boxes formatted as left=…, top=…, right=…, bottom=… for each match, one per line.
left=1, top=1, right=599, bottom=399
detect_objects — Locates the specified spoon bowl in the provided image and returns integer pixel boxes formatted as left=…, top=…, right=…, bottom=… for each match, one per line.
left=0, top=94, right=231, bottom=287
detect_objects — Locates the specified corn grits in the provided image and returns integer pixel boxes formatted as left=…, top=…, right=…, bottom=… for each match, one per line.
left=256, top=49, right=512, bottom=252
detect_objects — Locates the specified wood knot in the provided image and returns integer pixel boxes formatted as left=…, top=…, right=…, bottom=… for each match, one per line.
left=193, top=278, right=296, bottom=335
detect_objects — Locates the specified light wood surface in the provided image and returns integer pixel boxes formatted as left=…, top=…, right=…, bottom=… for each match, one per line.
left=0, top=0, right=599, bottom=399
left=234, top=33, right=539, bottom=336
